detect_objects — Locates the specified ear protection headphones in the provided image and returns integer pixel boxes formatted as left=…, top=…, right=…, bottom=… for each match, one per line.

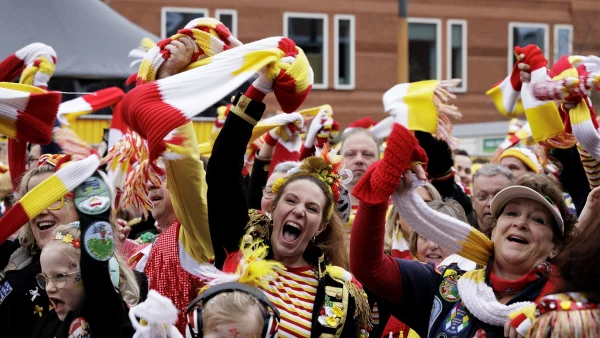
left=185, top=282, right=280, bottom=338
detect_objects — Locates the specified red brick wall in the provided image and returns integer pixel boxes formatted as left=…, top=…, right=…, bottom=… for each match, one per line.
left=108, top=0, right=599, bottom=127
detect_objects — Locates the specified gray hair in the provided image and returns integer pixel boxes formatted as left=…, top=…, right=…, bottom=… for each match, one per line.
left=473, top=164, right=514, bottom=183
left=273, top=161, right=300, bottom=175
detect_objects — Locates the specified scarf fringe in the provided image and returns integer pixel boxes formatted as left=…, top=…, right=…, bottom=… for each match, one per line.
left=528, top=308, right=600, bottom=338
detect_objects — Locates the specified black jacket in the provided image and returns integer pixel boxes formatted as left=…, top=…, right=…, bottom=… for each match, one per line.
left=0, top=241, right=51, bottom=338
left=206, top=93, right=368, bottom=337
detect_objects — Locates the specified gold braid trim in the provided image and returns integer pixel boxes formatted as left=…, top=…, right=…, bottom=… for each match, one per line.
left=345, top=280, right=372, bottom=334
left=244, top=209, right=271, bottom=244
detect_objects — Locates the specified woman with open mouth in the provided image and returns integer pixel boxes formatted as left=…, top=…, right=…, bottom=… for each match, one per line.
left=0, top=156, right=79, bottom=338
left=350, top=119, right=578, bottom=337
left=207, top=90, right=372, bottom=337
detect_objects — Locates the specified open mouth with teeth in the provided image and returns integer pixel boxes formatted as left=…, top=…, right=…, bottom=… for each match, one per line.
left=507, top=235, right=529, bottom=244
left=49, top=297, right=66, bottom=313
left=282, top=222, right=302, bottom=243
left=426, top=254, right=442, bottom=261
left=37, top=221, right=57, bottom=231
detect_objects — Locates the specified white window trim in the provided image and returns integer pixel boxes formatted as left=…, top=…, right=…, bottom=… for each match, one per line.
left=283, top=12, right=329, bottom=89
left=553, top=24, right=573, bottom=64
left=161, top=7, right=209, bottom=38
left=507, top=22, right=549, bottom=73
left=446, top=19, right=468, bottom=93
left=215, top=9, right=238, bottom=37
left=407, top=17, right=442, bottom=81
left=333, top=15, right=356, bottom=90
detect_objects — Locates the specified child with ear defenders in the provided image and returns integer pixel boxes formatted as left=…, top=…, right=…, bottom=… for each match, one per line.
left=31, top=172, right=141, bottom=338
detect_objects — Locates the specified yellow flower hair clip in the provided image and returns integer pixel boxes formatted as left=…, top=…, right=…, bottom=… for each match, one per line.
left=52, top=232, right=81, bottom=249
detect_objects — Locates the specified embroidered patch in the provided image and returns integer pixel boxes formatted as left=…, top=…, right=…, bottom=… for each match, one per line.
left=429, top=295, right=443, bottom=333
left=439, top=274, right=459, bottom=302
left=0, top=280, right=12, bottom=305
left=83, top=221, right=114, bottom=261
left=74, top=176, right=111, bottom=215
left=69, top=317, right=91, bottom=338
left=436, top=333, right=447, bottom=338
left=443, top=301, right=470, bottom=334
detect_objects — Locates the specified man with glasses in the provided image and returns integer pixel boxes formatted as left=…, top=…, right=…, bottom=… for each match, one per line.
left=471, top=164, right=514, bottom=238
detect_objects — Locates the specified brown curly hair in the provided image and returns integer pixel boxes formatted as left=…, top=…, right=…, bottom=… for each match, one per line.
left=270, top=159, right=349, bottom=269
left=514, top=174, right=577, bottom=246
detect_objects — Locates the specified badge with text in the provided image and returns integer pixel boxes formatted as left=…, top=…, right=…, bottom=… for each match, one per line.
left=69, top=317, right=91, bottom=338
left=444, top=301, right=470, bottom=334
left=0, top=281, right=12, bottom=305
left=439, top=274, right=460, bottom=302
left=74, top=176, right=111, bottom=215
left=83, top=221, right=114, bottom=261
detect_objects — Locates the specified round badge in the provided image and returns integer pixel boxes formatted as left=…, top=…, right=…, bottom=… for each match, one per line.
left=74, top=176, right=111, bottom=215
left=83, top=221, right=114, bottom=261
left=439, top=274, right=460, bottom=302
left=69, top=317, right=91, bottom=338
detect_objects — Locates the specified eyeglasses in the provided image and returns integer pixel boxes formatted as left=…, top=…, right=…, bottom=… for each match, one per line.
left=262, top=186, right=274, bottom=200
left=47, top=193, right=74, bottom=211
left=36, top=271, right=80, bottom=290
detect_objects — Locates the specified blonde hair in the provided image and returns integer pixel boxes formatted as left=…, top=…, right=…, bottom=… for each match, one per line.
left=384, top=183, right=442, bottom=255
left=17, top=165, right=55, bottom=254
left=202, top=291, right=264, bottom=337
left=409, top=199, right=468, bottom=260
left=46, top=223, right=140, bottom=306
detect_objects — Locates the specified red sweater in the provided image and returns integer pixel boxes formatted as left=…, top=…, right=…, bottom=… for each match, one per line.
left=349, top=201, right=403, bottom=305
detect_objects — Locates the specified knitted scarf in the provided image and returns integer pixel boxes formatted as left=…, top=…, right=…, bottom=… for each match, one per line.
left=0, top=154, right=100, bottom=244
left=57, top=87, right=124, bottom=125
left=486, top=45, right=567, bottom=143
left=533, top=55, right=600, bottom=187
left=0, top=42, right=56, bottom=89
left=383, top=79, right=462, bottom=147
left=122, top=35, right=312, bottom=163
left=0, top=43, right=60, bottom=191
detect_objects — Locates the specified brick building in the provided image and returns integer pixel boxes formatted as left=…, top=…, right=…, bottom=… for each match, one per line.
left=108, top=0, right=599, bottom=155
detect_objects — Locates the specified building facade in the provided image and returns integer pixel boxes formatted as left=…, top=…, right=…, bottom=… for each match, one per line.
left=107, top=0, right=600, bottom=155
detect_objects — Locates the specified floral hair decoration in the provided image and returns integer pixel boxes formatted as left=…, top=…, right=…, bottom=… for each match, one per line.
left=271, top=143, right=352, bottom=219
left=52, top=231, right=81, bottom=249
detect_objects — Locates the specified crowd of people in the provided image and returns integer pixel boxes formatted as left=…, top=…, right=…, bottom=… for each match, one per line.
left=0, top=16, right=598, bottom=338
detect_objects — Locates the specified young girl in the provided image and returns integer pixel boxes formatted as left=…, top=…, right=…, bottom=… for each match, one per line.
left=31, top=173, right=141, bottom=338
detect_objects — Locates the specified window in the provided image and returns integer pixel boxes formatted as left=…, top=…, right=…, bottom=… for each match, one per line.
left=508, top=22, right=549, bottom=73
left=408, top=18, right=442, bottom=82
left=216, top=9, right=238, bottom=37
left=161, top=7, right=208, bottom=38
left=334, top=15, right=355, bottom=89
left=554, top=24, right=573, bottom=63
left=284, top=13, right=328, bottom=89
left=446, top=20, right=467, bottom=92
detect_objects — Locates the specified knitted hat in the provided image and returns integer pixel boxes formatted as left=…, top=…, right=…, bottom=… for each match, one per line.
left=0, top=154, right=101, bottom=244
left=498, top=147, right=542, bottom=173
left=57, top=87, right=124, bottom=126
left=343, top=116, right=376, bottom=134
left=383, top=79, right=462, bottom=145
left=0, top=43, right=56, bottom=88
left=122, top=35, right=312, bottom=163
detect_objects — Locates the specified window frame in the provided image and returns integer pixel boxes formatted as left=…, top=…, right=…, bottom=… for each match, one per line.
left=161, top=7, right=209, bottom=38
left=507, top=22, right=549, bottom=73
left=215, top=9, right=238, bottom=37
left=407, top=17, right=442, bottom=81
left=283, top=12, right=329, bottom=89
left=446, top=19, right=468, bottom=93
left=553, top=24, right=573, bottom=64
left=333, top=14, right=356, bottom=90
